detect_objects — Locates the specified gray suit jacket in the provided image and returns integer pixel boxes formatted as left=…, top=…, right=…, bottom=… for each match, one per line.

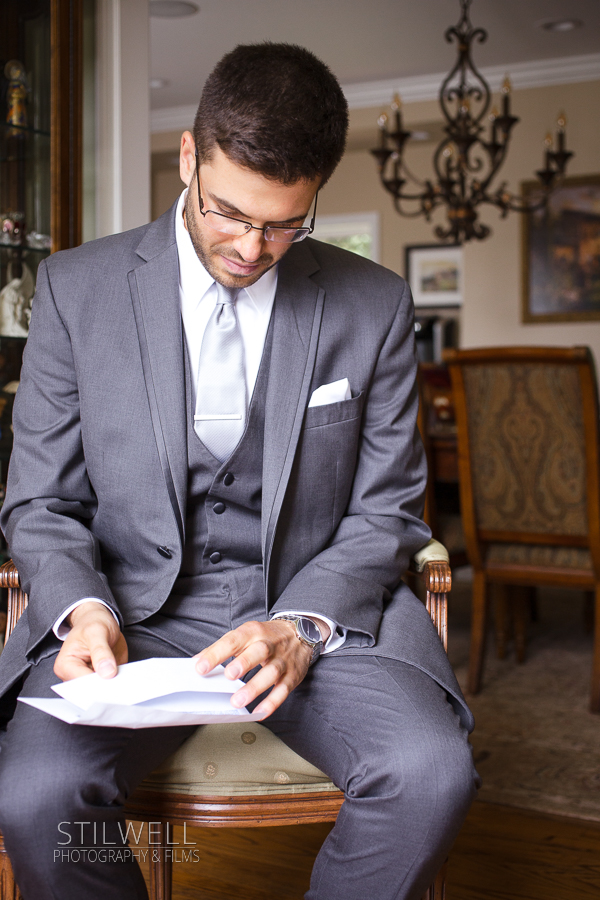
left=0, top=203, right=471, bottom=728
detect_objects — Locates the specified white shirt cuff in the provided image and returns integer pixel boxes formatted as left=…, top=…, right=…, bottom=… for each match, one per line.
left=53, top=598, right=119, bottom=640
left=270, top=611, right=347, bottom=654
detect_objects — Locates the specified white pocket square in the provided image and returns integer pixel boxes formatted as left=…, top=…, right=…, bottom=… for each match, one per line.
left=308, top=378, right=351, bottom=408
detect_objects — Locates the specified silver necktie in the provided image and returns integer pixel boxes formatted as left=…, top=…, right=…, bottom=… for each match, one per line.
left=194, top=283, right=247, bottom=461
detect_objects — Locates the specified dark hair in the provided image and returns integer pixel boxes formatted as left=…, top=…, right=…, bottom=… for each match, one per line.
left=193, top=43, right=348, bottom=185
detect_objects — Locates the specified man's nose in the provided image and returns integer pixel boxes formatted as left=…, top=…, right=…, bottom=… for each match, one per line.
left=234, top=227, right=266, bottom=261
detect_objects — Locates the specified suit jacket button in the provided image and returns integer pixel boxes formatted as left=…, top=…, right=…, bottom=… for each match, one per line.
left=209, top=551, right=222, bottom=564
left=157, top=546, right=172, bottom=559
left=213, top=502, right=226, bottom=514
left=223, top=472, right=234, bottom=486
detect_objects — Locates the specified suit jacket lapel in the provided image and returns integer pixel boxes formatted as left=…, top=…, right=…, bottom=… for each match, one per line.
left=262, top=242, right=324, bottom=569
left=129, top=207, right=187, bottom=546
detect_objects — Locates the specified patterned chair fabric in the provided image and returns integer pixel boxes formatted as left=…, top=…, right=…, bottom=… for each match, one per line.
left=485, top=543, right=593, bottom=571
left=143, top=721, right=336, bottom=797
left=462, top=363, right=587, bottom=536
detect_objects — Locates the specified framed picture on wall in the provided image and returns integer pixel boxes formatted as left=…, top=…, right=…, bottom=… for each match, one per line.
left=404, top=244, right=463, bottom=307
left=522, top=174, right=600, bottom=323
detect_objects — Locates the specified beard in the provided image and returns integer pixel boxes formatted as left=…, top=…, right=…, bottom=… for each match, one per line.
left=184, top=189, right=277, bottom=288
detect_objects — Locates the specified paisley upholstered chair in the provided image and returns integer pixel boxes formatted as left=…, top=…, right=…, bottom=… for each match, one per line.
left=445, top=346, right=600, bottom=712
left=0, top=538, right=451, bottom=900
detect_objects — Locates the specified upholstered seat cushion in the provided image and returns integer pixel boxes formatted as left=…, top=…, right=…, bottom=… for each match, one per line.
left=141, top=722, right=338, bottom=796
left=486, top=543, right=592, bottom=571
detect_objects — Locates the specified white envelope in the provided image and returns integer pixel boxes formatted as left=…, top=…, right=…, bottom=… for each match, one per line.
left=308, top=377, right=351, bottom=408
left=19, top=658, right=263, bottom=729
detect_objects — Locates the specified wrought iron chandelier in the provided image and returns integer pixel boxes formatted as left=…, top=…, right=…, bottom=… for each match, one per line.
left=370, top=0, right=574, bottom=242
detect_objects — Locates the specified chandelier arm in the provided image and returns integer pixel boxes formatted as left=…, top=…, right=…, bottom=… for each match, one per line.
left=392, top=188, right=446, bottom=205
left=432, top=138, right=455, bottom=185
left=476, top=141, right=511, bottom=193
left=492, top=194, right=549, bottom=214
left=396, top=158, right=430, bottom=189
left=393, top=201, right=437, bottom=219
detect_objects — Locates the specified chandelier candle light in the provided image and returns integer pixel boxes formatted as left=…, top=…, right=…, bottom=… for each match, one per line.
left=371, top=0, right=574, bottom=242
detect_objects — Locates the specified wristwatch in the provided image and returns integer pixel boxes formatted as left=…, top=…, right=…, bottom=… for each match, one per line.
left=276, top=615, right=323, bottom=666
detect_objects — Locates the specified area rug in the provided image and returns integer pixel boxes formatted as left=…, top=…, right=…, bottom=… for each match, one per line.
left=447, top=572, right=600, bottom=822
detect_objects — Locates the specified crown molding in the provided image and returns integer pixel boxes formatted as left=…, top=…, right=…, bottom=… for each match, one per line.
left=342, top=52, right=600, bottom=109
left=343, top=53, right=600, bottom=109
left=151, top=52, right=600, bottom=132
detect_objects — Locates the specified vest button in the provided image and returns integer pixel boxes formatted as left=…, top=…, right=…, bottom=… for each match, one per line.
left=213, top=502, right=226, bottom=514
left=223, top=472, right=235, bottom=486
left=209, top=551, right=222, bottom=564
left=157, top=546, right=172, bottom=559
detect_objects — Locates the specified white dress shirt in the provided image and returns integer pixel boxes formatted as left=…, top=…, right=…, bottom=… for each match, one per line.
left=54, top=190, right=345, bottom=654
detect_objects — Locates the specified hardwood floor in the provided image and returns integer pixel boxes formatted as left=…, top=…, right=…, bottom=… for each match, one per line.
left=449, top=802, right=600, bottom=900
left=136, top=800, right=600, bottom=899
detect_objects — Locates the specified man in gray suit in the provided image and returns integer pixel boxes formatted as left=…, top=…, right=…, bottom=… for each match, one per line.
left=0, top=43, right=477, bottom=900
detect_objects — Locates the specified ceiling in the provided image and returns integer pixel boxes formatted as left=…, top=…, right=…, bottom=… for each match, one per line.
left=150, top=0, right=600, bottom=113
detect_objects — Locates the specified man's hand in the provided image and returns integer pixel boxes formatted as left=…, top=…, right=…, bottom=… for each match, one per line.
left=194, top=619, right=325, bottom=719
left=53, top=602, right=128, bottom=681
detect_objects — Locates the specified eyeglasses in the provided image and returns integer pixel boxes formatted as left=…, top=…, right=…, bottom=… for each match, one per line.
left=195, top=152, right=318, bottom=244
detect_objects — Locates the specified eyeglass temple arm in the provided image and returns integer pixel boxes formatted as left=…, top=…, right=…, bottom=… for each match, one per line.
left=308, top=190, right=319, bottom=232
left=194, top=149, right=204, bottom=212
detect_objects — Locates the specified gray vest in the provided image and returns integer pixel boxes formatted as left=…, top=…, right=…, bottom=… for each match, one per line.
left=171, top=316, right=274, bottom=601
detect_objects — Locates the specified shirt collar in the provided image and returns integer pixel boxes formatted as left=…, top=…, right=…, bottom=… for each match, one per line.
left=175, top=189, right=277, bottom=312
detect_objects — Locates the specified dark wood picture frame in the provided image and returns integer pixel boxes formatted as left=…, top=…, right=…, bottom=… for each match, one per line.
left=51, top=0, right=83, bottom=253
left=521, top=174, right=600, bottom=323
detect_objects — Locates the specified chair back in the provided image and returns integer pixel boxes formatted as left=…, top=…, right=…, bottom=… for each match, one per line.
left=445, top=347, right=600, bottom=573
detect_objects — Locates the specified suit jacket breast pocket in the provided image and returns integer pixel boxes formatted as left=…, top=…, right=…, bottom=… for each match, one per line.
left=303, top=391, right=365, bottom=430
left=290, top=392, right=365, bottom=533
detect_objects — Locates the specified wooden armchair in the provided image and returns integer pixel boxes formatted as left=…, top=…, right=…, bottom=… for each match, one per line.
left=0, top=538, right=452, bottom=900
left=445, top=346, right=600, bottom=712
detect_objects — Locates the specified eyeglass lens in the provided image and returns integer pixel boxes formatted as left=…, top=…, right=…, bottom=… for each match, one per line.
left=202, top=211, right=310, bottom=243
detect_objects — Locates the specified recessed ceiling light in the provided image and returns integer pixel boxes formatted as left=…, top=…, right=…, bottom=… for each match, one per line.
left=150, top=78, right=170, bottom=89
left=536, top=17, right=583, bottom=32
left=150, top=1, right=199, bottom=18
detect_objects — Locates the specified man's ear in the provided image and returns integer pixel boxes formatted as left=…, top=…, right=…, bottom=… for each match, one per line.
left=179, top=131, right=196, bottom=187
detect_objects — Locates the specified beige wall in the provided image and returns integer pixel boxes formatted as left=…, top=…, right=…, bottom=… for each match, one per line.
left=151, top=78, right=600, bottom=360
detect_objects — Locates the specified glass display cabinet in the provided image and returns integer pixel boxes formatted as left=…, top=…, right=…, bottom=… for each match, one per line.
left=0, top=0, right=82, bottom=512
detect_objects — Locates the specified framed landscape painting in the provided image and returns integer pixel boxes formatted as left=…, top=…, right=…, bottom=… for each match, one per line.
left=404, top=244, right=463, bottom=308
left=522, top=175, right=600, bottom=322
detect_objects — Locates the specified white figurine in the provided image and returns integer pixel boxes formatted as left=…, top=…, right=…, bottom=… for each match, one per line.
left=0, top=262, right=34, bottom=337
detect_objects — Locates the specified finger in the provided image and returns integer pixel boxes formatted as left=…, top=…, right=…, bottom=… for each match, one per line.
left=194, top=627, right=254, bottom=675
left=71, top=622, right=120, bottom=678
left=253, top=681, right=297, bottom=719
left=113, top=632, right=129, bottom=667
left=89, top=638, right=118, bottom=678
left=54, top=649, right=95, bottom=681
left=224, top=638, right=274, bottom=680
left=230, top=658, right=288, bottom=709
left=196, top=620, right=298, bottom=678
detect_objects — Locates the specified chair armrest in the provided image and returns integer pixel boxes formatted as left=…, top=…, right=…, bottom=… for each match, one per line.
left=411, top=538, right=449, bottom=572
left=0, top=560, right=27, bottom=643
left=409, top=539, right=451, bottom=652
